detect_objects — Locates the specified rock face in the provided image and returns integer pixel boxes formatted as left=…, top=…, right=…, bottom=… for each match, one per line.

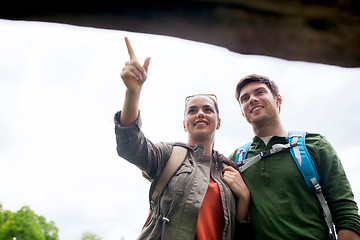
left=2, top=0, right=359, bottom=67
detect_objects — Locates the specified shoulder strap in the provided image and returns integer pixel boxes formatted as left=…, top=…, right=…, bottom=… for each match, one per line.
left=142, top=146, right=187, bottom=228
left=288, top=131, right=335, bottom=239
left=150, top=146, right=187, bottom=207
left=235, top=142, right=252, bottom=164
left=288, top=131, right=319, bottom=188
left=236, top=141, right=295, bottom=172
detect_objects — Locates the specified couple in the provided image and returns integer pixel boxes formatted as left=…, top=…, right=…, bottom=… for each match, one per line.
left=114, top=38, right=360, bottom=240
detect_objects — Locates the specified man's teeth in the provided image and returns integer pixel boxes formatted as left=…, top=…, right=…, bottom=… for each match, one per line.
left=252, top=107, right=262, bottom=112
left=195, top=122, right=207, bottom=126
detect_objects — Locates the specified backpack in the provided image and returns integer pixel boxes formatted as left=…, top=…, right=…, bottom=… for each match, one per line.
left=235, top=131, right=336, bottom=240
left=142, top=146, right=187, bottom=228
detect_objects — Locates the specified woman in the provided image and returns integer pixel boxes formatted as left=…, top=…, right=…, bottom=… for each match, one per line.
left=114, top=37, right=250, bottom=239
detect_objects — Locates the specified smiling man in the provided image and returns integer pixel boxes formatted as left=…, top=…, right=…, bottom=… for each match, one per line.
left=229, top=74, right=360, bottom=240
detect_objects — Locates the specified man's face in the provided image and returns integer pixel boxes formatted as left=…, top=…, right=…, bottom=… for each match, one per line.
left=238, top=82, right=282, bottom=126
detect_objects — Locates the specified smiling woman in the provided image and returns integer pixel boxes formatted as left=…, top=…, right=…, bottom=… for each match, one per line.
left=183, top=95, right=221, bottom=149
left=114, top=37, right=250, bottom=239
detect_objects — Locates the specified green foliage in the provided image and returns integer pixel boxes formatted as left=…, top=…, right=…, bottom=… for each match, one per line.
left=37, top=215, right=59, bottom=240
left=0, top=206, right=45, bottom=240
left=81, top=231, right=102, bottom=240
left=0, top=204, right=59, bottom=240
left=0, top=203, right=15, bottom=228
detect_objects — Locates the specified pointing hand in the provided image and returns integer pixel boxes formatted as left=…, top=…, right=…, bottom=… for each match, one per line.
left=120, top=37, right=151, bottom=93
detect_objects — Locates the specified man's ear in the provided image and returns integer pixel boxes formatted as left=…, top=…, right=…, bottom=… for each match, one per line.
left=183, top=121, right=188, bottom=132
left=276, top=94, right=282, bottom=107
left=241, top=106, right=245, bottom=118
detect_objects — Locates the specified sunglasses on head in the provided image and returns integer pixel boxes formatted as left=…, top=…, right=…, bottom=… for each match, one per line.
left=185, top=94, right=218, bottom=106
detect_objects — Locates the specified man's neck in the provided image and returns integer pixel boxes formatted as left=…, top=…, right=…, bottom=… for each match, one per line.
left=253, top=122, right=288, bottom=138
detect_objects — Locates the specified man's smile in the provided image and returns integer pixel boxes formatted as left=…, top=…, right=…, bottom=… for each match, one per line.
left=250, top=106, right=263, bottom=113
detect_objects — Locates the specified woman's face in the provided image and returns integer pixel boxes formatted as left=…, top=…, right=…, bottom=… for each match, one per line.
left=183, top=95, right=221, bottom=141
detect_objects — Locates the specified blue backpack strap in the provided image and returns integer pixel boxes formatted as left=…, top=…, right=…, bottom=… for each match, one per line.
left=288, top=131, right=319, bottom=188
left=288, top=131, right=335, bottom=239
left=235, top=142, right=252, bottom=164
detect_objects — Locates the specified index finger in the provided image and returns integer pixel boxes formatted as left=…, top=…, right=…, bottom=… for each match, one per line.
left=125, top=37, right=137, bottom=60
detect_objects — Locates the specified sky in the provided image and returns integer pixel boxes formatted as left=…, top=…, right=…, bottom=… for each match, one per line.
left=0, top=19, right=359, bottom=240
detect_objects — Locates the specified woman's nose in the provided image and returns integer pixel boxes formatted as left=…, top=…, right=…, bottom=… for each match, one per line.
left=197, top=110, right=205, bottom=117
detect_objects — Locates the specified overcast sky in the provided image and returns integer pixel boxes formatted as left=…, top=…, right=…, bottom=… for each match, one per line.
left=0, top=19, right=359, bottom=240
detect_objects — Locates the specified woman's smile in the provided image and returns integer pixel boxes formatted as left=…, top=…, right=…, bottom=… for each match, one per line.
left=194, top=120, right=208, bottom=126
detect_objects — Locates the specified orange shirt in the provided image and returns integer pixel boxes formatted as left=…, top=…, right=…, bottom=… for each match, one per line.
left=195, top=178, right=224, bottom=240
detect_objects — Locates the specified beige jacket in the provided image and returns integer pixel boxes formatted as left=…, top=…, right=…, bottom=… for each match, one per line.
left=114, top=112, right=237, bottom=240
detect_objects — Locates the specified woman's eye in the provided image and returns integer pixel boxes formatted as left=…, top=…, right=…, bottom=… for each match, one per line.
left=187, top=109, right=196, bottom=114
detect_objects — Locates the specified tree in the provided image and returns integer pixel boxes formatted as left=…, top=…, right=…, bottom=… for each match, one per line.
left=0, top=204, right=59, bottom=240
left=81, top=231, right=102, bottom=240
left=37, top=215, right=59, bottom=240
left=0, top=204, right=15, bottom=228
left=0, top=206, right=45, bottom=240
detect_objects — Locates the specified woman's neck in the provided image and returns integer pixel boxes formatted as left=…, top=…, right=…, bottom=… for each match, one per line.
left=188, top=138, right=214, bottom=156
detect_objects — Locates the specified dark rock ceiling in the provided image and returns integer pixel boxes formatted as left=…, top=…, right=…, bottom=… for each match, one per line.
left=1, top=0, right=359, bottom=67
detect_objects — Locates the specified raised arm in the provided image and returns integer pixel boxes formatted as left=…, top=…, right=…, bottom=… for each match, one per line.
left=120, top=37, right=151, bottom=126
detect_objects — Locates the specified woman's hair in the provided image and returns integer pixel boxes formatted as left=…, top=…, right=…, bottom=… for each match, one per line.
left=213, top=150, right=239, bottom=171
left=235, top=74, right=279, bottom=102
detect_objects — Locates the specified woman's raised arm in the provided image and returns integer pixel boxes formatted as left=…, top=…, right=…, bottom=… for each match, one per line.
left=120, top=37, right=151, bottom=126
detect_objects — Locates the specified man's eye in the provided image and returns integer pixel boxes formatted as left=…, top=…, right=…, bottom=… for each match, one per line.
left=241, top=96, right=249, bottom=103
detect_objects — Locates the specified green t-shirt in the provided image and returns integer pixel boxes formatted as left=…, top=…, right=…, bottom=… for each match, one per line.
left=230, top=133, right=360, bottom=240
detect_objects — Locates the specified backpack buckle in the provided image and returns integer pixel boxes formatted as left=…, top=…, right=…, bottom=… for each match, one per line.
left=260, top=150, right=271, bottom=158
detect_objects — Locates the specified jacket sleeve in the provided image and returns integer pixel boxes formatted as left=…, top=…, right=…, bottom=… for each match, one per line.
left=114, top=111, right=173, bottom=180
left=307, top=133, right=360, bottom=235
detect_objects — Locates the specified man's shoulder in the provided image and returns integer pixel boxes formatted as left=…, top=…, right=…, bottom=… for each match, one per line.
left=304, top=132, right=328, bottom=146
left=305, top=132, right=324, bottom=138
left=229, top=148, right=239, bottom=161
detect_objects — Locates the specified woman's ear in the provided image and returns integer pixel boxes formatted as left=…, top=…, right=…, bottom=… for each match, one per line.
left=216, top=118, right=221, bottom=130
left=183, top=121, right=188, bottom=132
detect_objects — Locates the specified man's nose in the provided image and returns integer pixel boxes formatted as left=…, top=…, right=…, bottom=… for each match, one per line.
left=249, top=95, right=258, bottom=104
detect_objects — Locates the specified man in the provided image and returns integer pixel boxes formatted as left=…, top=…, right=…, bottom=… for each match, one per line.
left=229, top=74, right=360, bottom=240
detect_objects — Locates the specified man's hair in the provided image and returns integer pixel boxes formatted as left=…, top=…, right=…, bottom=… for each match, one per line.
left=235, top=74, right=279, bottom=102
